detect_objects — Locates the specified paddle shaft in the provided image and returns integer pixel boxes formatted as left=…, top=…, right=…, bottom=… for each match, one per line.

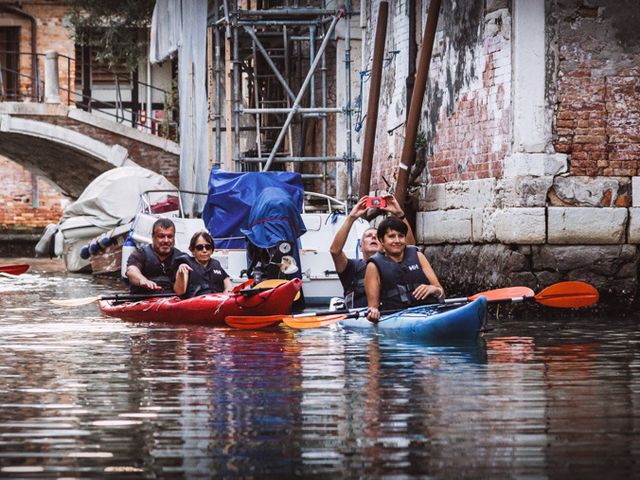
left=103, top=293, right=176, bottom=302
left=105, top=286, right=274, bottom=302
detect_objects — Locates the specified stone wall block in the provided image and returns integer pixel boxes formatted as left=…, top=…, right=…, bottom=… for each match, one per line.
left=445, top=178, right=496, bottom=209
left=417, top=210, right=473, bottom=244
left=425, top=244, right=534, bottom=292
left=550, top=176, right=628, bottom=207
left=494, top=207, right=546, bottom=244
left=632, top=177, right=640, bottom=207
left=503, top=153, right=568, bottom=177
left=548, top=207, right=627, bottom=244
left=472, top=208, right=497, bottom=242
left=496, top=176, right=553, bottom=208
left=531, top=245, right=636, bottom=276
left=423, top=183, right=446, bottom=211
left=628, top=207, right=640, bottom=243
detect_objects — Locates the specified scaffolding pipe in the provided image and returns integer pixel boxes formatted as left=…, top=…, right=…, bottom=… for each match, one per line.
left=283, top=25, right=294, bottom=159
left=239, top=19, right=332, bottom=26
left=251, top=38, right=262, bottom=159
left=238, top=8, right=338, bottom=17
left=263, top=12, right=341, bottom=171
left=309, top=24, right=316, bottom=108
left=214, top=0, right=222, bottom=163
left=243, top=26, right=296, bottom=101
left=242, top=156, right=344, bottom=163
left=344, top=5, right=353, bottom=205
left=394, top=0, right=441, bottom=209
left=241, top=107, right=342, bottom=114
left=321, top=21, right=328, bottom=194
left=222, top=0, right=231, bottom=38
left=358, top=1, right=389, bottom=198
left=232, top=15, right=241, bottom=170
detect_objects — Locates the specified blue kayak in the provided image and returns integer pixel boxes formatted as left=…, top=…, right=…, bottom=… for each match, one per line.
left=338, top=297, right=487, bottom=342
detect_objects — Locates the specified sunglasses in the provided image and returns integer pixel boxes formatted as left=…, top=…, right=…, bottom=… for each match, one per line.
left=194, top=244, right=213, bottom=252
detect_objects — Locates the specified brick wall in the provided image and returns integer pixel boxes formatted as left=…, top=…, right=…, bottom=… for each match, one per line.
left=425, top=4, right=511, bottom=185
left=24, top=115, right=180, bottom=187
left=0, top=1, right=75, bottom=104
left=0, top=156, right=67, bottom=229
left=552, top=3, right=640, bottom=178
left=365, top=1, right=511, bottom=191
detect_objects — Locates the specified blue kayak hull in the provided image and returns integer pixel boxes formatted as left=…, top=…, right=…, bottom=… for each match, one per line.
left=338, top=297, right=487, bottom=341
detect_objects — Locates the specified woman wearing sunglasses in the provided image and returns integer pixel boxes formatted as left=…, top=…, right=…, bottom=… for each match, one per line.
left=173, top=231, right=233, bottom=298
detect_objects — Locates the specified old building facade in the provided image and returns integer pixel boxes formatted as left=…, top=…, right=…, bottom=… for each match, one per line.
left=0, top=1, right=74, bottom=233
left=0, top=1, right=177, bottom=247
left=361, top=0, right=640, bottom=305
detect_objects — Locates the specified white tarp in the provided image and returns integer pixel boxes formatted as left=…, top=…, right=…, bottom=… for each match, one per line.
left=149, top=0, right=209, bottom=216
left=61, top=166, right=176, bottom=228
left=149, top=0, right=181, bottom=63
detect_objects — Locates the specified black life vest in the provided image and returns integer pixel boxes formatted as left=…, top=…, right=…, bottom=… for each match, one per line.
left=130, top=245, right=178, bottom=294
left=338, top=258, right=368, bottom=308
left=173, top=255, right=229, bottom=298
left=368, top=246, right=432, bottom=310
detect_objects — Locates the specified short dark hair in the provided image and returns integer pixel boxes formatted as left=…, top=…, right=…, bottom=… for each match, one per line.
left=189, top=230, right=215, bottom=251
left=152, top=218, right=176, bottom=235
left=377, top=216, right=408, bottom=239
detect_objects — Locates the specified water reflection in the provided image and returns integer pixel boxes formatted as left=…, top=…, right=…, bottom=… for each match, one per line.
left=0, top=260, right=639, bottom=477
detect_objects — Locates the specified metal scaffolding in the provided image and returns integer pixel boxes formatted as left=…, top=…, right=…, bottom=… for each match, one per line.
left=209, top=1, right=355, bottom=196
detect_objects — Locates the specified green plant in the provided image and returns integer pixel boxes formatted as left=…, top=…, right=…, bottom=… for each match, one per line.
left=415, top=129, right=427, bottom=150
left=68, top=0, right=155, bottom=74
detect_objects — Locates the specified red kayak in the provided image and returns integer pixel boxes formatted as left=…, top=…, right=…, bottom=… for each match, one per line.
left=0, top=263, right=30, bottom=275
left=99, top=278, right=302, bottom=324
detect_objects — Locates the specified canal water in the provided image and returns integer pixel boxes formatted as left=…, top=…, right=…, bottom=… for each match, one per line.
left=0, top=259, right=638, bottom=478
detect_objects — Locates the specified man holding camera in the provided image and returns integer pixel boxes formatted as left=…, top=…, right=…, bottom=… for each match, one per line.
left=329, top=194, right=415, bottom=308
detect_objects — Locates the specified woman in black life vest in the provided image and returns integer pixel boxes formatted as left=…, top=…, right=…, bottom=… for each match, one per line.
left=173, top=231, right=233, bottom=298
left=365, top=216, right=444, bottom=322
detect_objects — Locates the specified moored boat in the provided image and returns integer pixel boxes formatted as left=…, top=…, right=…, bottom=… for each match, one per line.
left=99, top=278, right=302, bottom=324
left=338, top=297, right=488, bottom=342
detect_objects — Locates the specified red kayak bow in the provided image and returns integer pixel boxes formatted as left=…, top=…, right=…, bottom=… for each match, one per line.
left=0, top=263, right=30, bottom=276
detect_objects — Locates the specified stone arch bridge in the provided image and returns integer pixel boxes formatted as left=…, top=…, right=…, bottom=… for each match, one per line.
left=0, top=102, right=179, bottom=198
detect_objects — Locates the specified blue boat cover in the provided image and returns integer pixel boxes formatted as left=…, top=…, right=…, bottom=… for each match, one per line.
left=202, top=170, right=306, bottom=249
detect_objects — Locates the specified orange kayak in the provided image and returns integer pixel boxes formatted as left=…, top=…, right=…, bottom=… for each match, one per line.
left=99, top=278, right=302, bottom=324
left=0, top=264, right=30, bottom=275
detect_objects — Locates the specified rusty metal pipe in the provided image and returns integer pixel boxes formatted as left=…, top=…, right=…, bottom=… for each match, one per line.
left=358, top=1, right=389, bottom=199
left=394, top=0, right=441, bottom=209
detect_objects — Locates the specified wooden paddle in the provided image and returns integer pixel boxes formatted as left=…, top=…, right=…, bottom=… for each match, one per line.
left=224, top=286, right=536, bottom=330
left=270, top=281, right=599, bottom=330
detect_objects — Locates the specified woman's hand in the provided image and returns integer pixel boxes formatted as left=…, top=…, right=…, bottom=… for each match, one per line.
left=349, top=196, right=369, bottom=220
left=413, top=284, right=444, bottom=301
left=367, top=307, right=381, bottom=323
left=381, top=194, right=404, bottom=218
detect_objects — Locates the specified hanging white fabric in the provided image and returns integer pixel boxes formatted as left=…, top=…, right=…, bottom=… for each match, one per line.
left=149, top=0, right=181, bottom=63
left=150, top=0, right=208, bottom=216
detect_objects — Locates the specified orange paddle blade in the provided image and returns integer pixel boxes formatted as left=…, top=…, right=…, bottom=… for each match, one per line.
left=535, top=281, right=599, bottom=308
left=282, top=314, right=348, bottom=329
left=468, top=286, right=535, bottom=302
left=225, top=315, right=283, bottom=329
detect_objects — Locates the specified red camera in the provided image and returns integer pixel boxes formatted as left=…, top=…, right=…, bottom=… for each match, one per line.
left=366, top=196, right=387, bottom=209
